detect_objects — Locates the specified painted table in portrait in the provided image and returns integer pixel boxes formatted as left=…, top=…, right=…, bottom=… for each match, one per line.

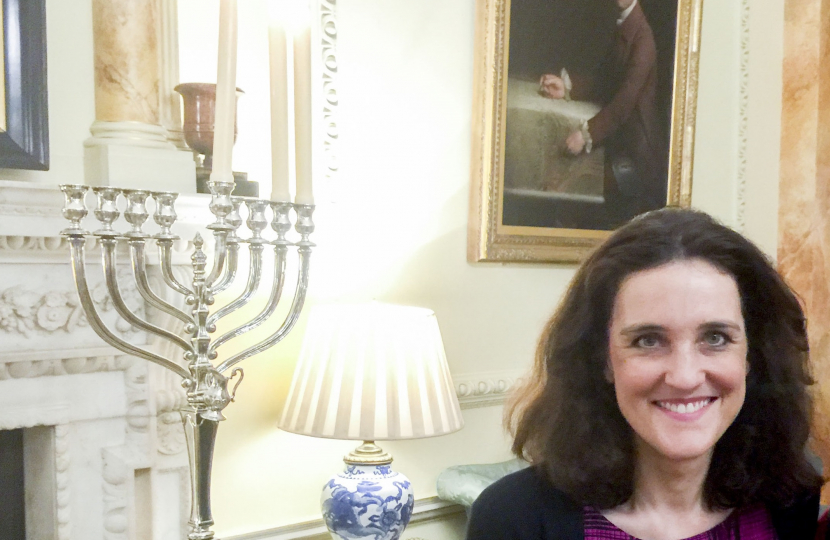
left=468, top=0, right=702, bottom=263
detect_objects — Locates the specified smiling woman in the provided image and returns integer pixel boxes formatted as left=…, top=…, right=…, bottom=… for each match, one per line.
left=466, top=208, right=824, bottom=540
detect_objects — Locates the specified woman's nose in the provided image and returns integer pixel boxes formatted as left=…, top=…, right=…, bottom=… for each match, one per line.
left=663, top=344, right=705, bottom=389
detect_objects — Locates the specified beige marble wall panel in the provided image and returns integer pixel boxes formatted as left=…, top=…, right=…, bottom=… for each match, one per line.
left=91, top=0, right=160, bottom=124
left=778, top=0, right=830, bottom=474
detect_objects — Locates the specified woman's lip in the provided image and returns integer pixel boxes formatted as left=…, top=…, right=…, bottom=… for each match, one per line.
left=653, top=397, right=717, bottom=405
left=653, top=397, right=717, bottom=416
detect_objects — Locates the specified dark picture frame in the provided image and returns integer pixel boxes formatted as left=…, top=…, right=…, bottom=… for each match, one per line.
left=468, top=0, right=702, bottom=263
left=0, top=0, right=48, bottom=170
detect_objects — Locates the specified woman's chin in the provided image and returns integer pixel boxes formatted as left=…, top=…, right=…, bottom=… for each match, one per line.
left=637, top=434, right=716, bottom=464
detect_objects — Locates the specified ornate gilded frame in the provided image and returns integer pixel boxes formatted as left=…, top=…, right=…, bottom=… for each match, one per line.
left=468, top=0, right=702, bottom=263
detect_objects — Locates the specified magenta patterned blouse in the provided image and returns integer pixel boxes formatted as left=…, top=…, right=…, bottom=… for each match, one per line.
left=583, top=504, right=777, bottom=540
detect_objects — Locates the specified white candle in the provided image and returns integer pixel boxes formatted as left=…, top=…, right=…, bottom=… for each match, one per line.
left=210, top=0, right=238, bottom=185
left=269, top=19, right=291, bottom=202
left=293, top=7, right=314, bottom=205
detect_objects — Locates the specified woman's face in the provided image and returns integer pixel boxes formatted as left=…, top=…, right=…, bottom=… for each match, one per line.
left=607, top=259, right=748, bottom=465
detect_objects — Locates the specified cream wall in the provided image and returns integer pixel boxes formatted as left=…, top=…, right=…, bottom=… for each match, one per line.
left=691, top=0, right=784, bottom=255
left=0, top=0, right=788, bottom=537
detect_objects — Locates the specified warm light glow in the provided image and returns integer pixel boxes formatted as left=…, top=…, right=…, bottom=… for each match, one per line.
left=279, top=303, right=465, bottom=441
left=267, top=0, right=311, bottom=32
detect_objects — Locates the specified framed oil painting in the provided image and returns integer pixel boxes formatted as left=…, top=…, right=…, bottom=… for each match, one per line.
left=0, top=0, right=49, bottom=170
left=468, top=0, right=702, bottom=263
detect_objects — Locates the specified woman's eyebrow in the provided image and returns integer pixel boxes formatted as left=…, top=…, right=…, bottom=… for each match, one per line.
left=619, top=324, right=665, bottom=337
left=698, top=321, right=744, bottom=333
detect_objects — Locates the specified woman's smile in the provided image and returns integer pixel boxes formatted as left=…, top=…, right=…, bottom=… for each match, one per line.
left=654, top=397, right=716, bottom=416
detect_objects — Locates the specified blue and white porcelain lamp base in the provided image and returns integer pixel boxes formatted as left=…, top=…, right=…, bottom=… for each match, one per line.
left=322, top=441, right=415, bottom=540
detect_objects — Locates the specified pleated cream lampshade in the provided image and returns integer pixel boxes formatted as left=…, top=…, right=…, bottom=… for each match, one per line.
left=279, top=302, right=464, bottom=441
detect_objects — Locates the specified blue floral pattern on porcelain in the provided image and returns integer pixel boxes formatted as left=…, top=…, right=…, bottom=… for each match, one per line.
left=321, top=464, right=415, bottom=540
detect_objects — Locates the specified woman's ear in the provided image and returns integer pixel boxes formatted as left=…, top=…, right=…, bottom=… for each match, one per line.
left=604, top=362, right=614, bottom=384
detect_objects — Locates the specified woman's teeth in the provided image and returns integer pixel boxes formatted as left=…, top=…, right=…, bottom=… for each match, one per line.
left=657, top=399, right=712, bottom=414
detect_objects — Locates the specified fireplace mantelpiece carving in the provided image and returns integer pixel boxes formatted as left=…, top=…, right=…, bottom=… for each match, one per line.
left=0, top=180, right=210, bottom=540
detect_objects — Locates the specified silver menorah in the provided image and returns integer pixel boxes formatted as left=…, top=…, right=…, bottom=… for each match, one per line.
left=58, top=180, right=314, bottom=540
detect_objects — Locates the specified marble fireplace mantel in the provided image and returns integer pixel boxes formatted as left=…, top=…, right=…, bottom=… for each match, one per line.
left=0, top=179, right=214, bottom=540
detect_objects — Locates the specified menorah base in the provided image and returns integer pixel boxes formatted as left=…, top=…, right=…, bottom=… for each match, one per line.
left=182, top=408, right=220, bottom=540
left=188, top=528, right=216, bottom=540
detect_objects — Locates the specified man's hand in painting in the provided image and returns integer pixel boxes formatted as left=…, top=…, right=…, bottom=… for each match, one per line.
left=565, top=130, right=586, bottom=155
left=539, top=74, right=565, bottom=99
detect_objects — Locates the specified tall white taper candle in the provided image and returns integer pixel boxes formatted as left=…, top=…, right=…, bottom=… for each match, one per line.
left=293, top=9, right=314, bottom=205
left=210, top=0, right=239, bottom=184
left=269, top=19, right=291, bottom=202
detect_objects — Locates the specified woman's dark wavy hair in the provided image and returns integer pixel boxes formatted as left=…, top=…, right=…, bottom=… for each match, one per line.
left=507, top=207, right=823, bottom=510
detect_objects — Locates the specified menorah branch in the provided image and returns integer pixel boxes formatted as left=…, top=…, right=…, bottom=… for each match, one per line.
left=102, top=239, right=193, bottom=352
left=206, top=244, right=264, bottom=327
left=68, top=236, right=192, bottom=379
left=159, top=239, right=196, bottom=296
left=129, top=240, right=195, bottom=326
left=209, top=241, right=240, bottom=294
left=217, top=246, right=311, bottom=372
left=205, top=232, right=228, bottom=288
left=209, top=246, right=288, bottom=354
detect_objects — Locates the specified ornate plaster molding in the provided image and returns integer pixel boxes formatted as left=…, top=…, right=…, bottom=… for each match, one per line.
left=735, top=0, right=750, bottom=232
left=454, top=370, right=524, bottom=409
left=0, top=404, right=70, bottom=431
left=0, top=235, right=69, bottom=252
left=156, top=387, right=187, bottom=456
left=103, top=359, right=152, bottom=540
left=124, top=360, right=151, bottom=443
left=0, top=232, right=195, bottom=258
left=102, top=446, right=132, bottom=540
left=55, top=424, right=72, bottom=540
left=0, top=182, right=63, bottom=219
left=157, top=410, right=187, bottom=456
left=0, top=349, right=127, bottom=381
left=320, top=0, right=339, bottom=182
left=0, top=274, right=144, bottom=338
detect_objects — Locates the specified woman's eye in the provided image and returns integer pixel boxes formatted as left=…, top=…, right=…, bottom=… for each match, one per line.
left=703, top=332, right=728, bottom=347
left=634, top=335, right=661, bottom=348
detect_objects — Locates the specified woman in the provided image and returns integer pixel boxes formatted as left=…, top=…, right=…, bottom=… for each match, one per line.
left=467, top=209, right=824, bottom=540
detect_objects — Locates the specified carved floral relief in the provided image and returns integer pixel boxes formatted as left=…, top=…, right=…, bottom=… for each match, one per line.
left=0, top=270, right=144, bottom=337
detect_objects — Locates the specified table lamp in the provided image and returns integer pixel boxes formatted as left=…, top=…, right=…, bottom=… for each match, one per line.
left=279, top=302, right=464, bottom=540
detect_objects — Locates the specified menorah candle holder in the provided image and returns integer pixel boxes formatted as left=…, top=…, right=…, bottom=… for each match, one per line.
left=59, top=180, right=314, bottom=540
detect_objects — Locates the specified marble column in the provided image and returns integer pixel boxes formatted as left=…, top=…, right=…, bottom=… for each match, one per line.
left=778, top=0, right=830, bottom=482
left=89, top=0, right=168, bottom=146
left=93, top=0, right=159, bottom=123
left=84, top=0, right=195, bottom=192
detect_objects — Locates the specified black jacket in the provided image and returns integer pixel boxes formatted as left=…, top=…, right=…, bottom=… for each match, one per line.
left=467, top=467, right=820, bottom=540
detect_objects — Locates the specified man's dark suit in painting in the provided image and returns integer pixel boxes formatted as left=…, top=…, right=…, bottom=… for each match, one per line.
left=572, top=2, right=666, bottom=212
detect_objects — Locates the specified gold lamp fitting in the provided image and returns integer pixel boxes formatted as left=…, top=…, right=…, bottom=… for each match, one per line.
left=343, top=441, right=393, bottom=466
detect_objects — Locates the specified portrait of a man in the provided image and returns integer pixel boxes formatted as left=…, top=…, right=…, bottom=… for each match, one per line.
left=502, top=0, right=677, bottom=230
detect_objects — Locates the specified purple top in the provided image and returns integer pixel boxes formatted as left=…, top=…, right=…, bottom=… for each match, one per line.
left=583, top=504, right=777, bottom=540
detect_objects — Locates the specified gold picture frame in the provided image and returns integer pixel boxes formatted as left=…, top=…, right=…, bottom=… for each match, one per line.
left=468, top=0, right=702, bottom=263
